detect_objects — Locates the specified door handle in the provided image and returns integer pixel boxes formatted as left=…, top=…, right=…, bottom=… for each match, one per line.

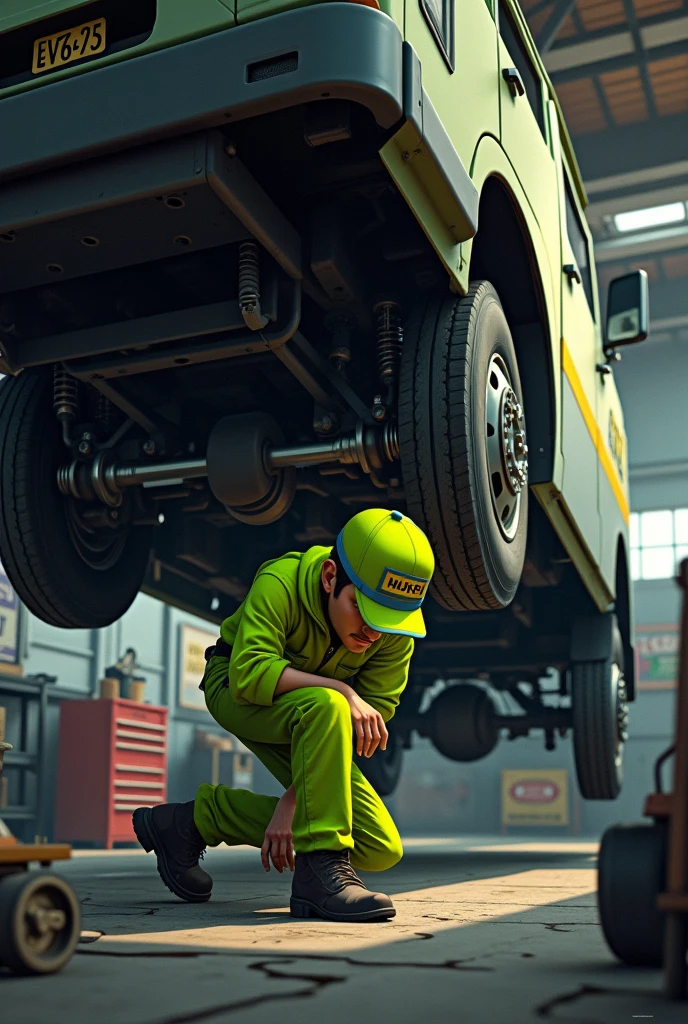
left=502, top=67, right=525, bottom=99
left=563, top=263, right=582, bottom=285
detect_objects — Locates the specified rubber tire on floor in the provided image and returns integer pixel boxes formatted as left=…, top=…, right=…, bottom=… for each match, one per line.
left=399, top=281, right=528, bottom=611
left=355, top=729, right=404, bottom=797
left=572, top=628, right=627, bottom=800
left=0, top=871, right=81, bottom=975
left=0, top=370, right=152, bottom=628
left=598, top=822, right=667, bottom=966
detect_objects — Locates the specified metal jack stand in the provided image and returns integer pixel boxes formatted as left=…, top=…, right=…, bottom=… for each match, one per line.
left=597, top=559, right=688, bottom=998
left=0, top=705, right=80, bottom=975
left=656, top=559, right=688, bottom=998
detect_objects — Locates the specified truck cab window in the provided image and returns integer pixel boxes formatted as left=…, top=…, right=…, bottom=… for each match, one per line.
left=497, top=1, right=546, bottom=141
left=564, top=175, right=595, bottom=318
left=420, top=0, right=454, bottom=70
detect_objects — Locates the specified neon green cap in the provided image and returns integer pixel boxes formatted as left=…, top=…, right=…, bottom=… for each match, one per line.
left=335, top=509, right=434, bottom=639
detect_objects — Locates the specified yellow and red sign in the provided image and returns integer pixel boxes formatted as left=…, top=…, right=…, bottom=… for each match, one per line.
left=636, top=624, right=679, bottom=690
left=501, top=769, right=569, bottom=827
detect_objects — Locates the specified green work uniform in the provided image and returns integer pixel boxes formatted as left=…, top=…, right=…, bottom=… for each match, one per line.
left=193, top=545, right=414, bottom=870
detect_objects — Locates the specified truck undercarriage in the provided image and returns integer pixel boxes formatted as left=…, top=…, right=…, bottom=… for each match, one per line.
left=0, top=4, right=630, bottom=800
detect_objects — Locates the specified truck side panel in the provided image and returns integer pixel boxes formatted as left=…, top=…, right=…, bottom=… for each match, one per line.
left=404, top=0, right=500, bottom=174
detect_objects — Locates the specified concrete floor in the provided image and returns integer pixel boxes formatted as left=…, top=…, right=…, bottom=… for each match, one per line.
left=1, top=836, right=684, bottom=1023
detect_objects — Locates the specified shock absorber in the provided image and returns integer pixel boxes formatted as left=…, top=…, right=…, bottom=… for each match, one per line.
left=373, top=298, right=403, bottom=398
left=238, top=241, right=269, bottom=331
left=53, top=366, right=78, bottom=448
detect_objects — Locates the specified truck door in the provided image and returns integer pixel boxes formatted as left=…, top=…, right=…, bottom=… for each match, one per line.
left=557, top=162, right=602, bottom=566
left=496, top=0, right=561, bottom=284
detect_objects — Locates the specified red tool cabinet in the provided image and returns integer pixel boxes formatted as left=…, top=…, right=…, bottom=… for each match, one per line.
left=55, top=697, right=168, bottom=848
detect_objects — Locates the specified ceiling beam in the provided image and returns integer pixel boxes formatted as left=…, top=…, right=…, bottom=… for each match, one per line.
left=621, top=0, right=659, bottom=120
left=548, top=37, right=688, bottom=81
left=573, top=112, right=688, bottom=181
left=534, top=0, right=578, bottom=55
left=543, top=12, right=688, bottom=73
left=586, top=160, right=688, bottom=197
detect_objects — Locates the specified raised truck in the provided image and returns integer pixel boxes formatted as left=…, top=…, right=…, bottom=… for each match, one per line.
left=0, top=0, right=648, bottom=799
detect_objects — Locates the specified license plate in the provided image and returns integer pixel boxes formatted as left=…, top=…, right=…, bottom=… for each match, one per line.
left=32, top=18, right=106, bottom=75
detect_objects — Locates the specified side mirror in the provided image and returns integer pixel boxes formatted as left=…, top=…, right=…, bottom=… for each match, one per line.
left=605, top=270, right=649, bottom=353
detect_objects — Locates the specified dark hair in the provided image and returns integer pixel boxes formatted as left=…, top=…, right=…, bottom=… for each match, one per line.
left=328, top=547, right=352, bottom=598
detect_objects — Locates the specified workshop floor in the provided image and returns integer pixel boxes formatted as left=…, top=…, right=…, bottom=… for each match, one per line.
left=1, top=836, right=684, bottom=1023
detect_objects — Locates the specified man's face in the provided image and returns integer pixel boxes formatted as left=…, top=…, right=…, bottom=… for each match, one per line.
left=321, top=559, right=382, bottom=653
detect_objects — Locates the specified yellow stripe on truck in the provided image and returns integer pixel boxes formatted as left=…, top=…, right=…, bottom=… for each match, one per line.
left=562, top=339, right=630, bottom=525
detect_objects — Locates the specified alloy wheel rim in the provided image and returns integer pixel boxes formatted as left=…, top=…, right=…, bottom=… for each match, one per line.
left=485, top=354, right=528, bottom=540
left=613, top=664, right=629, bottom=766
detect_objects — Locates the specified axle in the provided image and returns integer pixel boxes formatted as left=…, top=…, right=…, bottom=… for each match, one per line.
left=57, top=419, right=399, bottom=507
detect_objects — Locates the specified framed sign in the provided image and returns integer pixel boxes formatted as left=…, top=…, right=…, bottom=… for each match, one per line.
left=636, top=624, right=679, bottom=690
left=501, top=769, right=569, bottom=827
left=0, top=557, right=20, bottom=669
left=179, top=624, right=217, bottom=711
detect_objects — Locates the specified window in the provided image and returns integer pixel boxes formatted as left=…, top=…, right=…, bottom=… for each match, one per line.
left=564, top=175, right=595, bottom=318
left=497, top=1, right=546, bottom=141
left=420, top=0, right=454, bottom=71
left=630, top=508, right=688, bottom=581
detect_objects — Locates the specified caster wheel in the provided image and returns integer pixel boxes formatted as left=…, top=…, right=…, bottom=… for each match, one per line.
left=598, top=822, right=667, bottom=966
left=0, top=870, right=81, bottom=975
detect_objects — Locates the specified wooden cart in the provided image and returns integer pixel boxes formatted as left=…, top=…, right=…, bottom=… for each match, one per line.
left=0, top=707, right=80, bottom=975
left=598, top=558, right=688, bottom=999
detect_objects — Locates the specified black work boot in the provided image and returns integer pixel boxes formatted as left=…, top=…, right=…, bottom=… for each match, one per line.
left=290, top=850, right=395, bottom=922
left=132, top=801, right=212, bottom=903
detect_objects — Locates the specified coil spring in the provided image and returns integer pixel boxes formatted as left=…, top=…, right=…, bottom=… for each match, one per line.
left=374, top=300, right=403, bottom=387
left=238, top=241, right=261, bottom=312
left=53, top=366, right=78, bottom=420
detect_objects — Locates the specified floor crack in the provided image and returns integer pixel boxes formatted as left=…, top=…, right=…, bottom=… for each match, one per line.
left=135, top=959, right=345, bottom=1024
left=535, top=983, right=650, bottom=1018
left=75, top=945, right=493, bottom=973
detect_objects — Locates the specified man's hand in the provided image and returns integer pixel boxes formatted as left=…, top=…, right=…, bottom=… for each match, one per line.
left=346, top=690, right=388, bottom=758
left=261, top=787, right=296, bottom=873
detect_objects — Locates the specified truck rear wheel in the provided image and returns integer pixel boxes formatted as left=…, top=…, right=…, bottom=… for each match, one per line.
left=399, top=281, right=528, bottom=611
left=0, top=370, right=151, bottom=629
left=572, top=628, right=628, bottom=800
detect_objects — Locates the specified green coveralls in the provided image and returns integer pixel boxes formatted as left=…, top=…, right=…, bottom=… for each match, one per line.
left=194, top=546, right=414, bottom=871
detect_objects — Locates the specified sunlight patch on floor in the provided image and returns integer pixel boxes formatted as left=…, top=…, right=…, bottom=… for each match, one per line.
left=89, top=867, right=597, bottom=956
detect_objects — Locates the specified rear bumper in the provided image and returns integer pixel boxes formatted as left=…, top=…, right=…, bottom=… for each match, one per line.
left=0, top=3, right=404, bottom=184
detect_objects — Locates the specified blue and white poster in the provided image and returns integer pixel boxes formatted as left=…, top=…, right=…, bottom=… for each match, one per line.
left=0, top=558, right=19, bottom=664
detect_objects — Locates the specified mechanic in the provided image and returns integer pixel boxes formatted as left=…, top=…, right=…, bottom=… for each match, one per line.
left=133, top=508, right=434, bottom=922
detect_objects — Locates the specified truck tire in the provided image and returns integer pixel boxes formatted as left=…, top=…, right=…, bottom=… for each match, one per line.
left=399, top=281, right=528, bottom=611
left=572, top=628, right=628, bottom=800
left=0, top=370, right=151, bottom=629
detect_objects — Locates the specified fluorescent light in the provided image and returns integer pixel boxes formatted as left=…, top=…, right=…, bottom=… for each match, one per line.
left=615, top=202, right=686, bottom=233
